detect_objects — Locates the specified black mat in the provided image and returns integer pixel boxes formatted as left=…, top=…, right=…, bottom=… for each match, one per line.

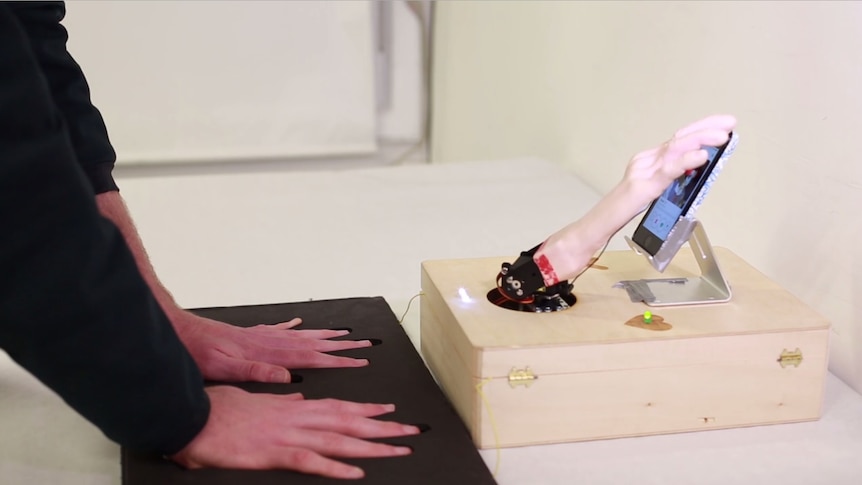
left=121, top=296, right=497, bottom=484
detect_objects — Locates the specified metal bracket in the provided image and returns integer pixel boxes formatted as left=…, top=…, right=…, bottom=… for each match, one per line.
left=624, top=219, right=731, bottom=307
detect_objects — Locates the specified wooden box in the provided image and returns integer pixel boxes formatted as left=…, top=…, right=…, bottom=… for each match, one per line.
left=419, top=248, right=830, bottom=449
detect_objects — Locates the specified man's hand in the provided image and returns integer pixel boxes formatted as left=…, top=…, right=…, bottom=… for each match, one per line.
left=95, top=191, right=376, bottom=382
left=170, top=386, right=419, bottom=479
left=170, top=311, right=374, bottom=383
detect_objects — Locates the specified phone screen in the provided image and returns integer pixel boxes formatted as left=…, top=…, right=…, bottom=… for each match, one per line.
left=631, top=140, right=729, bottom=256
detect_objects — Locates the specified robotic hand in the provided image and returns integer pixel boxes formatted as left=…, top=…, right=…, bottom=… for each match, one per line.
left=494, top=243, right=576, bottom=312
left=492, top=114, right=738, bottom=311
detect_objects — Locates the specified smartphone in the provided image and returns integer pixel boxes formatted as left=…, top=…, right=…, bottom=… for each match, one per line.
left=630, top=132, right=737, bottom=256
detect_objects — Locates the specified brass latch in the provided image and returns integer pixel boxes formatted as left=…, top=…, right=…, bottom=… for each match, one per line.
left=508, top=367, right=537, bottom=388
left=778, top=348, right=803, bottom=368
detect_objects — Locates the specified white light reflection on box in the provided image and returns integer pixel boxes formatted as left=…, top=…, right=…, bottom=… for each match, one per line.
left=458, top=287, right=473, bottom=303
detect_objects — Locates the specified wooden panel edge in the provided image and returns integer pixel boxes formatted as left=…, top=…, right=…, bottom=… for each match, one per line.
left=420, top=300, right=483, bottom=445
left=491, top=417, right=822, bottom=449
left=420, top=265, right=483, bottom=445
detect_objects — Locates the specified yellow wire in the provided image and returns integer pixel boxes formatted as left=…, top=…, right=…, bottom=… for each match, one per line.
left=399, top=292, right=501, bottom=476
left=475, top=377, right=501, bottom=477
left=398, top=291, right=424, bottom=324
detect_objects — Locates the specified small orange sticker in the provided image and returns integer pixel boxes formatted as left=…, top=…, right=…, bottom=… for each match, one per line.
left=625, top=313, right=672, bottom=331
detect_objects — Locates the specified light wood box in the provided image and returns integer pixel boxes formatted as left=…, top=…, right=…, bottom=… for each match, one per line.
left=419, top=248, right=830, bottom=449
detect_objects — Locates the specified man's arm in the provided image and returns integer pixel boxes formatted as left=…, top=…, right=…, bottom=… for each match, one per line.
left=94, top=192, right=181, bottom=314
left=9, top=1, right=378, bottom=383
left=93, top=192, right=377, bottom=383
left=6, top=1, right=118, bottom=194
left=0, top=5, right=209, bottom=455
left=0, top=9, right=420, bottom=477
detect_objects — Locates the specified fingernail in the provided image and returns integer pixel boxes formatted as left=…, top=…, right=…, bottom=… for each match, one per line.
left=272, top=369, right=291, bottom=383
left=289, top=373, right=304, bottom=383
left=346, top=466, right=364, bottom=479
left=367, top=338, right=383, bottom=346
left=396, top=446, right=413, bottom=455
left=383, top=404, right=396, bottom=412
left=409, top=423, right=431, bottom=433
left=332, top=327, right=352, bottom=332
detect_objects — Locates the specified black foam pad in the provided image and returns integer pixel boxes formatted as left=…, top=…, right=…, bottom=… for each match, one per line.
left=121, top=297, right=497, bottom=485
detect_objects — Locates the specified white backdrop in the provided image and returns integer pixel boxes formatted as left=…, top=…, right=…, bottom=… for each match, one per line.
left=63, top=1, right=379, bottom=164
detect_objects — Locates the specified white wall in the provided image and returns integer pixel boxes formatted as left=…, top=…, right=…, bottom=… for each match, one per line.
left=431, top=1, right=862, bottom=395
left=62, top=1, right=423, bottom=165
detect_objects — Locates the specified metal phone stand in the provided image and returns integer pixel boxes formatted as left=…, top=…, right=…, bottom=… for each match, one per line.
left=623, top=218, right=731, bottom=307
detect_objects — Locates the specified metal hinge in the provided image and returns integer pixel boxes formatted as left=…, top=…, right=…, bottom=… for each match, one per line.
left=508, top=367, right=538, bottom=388
left=778, top=348, right=803, bottom=368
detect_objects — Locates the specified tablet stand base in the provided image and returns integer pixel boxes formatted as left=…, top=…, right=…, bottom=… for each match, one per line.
left=624, top=219, right=731, bottom=307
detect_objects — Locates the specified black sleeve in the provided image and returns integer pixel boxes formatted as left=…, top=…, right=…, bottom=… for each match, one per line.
left=0, top=6, right=209, bottom=456
left=6, top=1, right=119, bottom=194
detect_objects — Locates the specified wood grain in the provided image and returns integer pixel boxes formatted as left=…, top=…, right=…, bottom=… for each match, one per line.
left=419, top=248, right=831, bottom=448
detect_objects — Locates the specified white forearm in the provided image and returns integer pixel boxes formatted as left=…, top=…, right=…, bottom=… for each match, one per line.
left=95, top=190, right=181, bottom=317
left=532, top=114, right=737, bottom=286
left=535, top=180, right=644, bottom=283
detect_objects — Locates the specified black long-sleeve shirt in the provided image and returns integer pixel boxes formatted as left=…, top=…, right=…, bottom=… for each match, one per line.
left=7, top=1, right=118, bottom=195
left=0, top=2, right=210, bottom=455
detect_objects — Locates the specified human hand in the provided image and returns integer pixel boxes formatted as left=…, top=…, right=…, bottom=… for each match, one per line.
left=171, top=311, right=374, bottom=383
left=170, top=386, right=419, bottom=479
left=621, top=114, right=736, bottom=208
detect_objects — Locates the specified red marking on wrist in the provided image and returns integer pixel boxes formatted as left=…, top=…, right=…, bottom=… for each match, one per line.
left=535, top=253, right=559, bottom=287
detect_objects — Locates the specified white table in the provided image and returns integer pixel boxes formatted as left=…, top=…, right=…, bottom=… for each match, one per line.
left=2, top=158, right=860, bottom=484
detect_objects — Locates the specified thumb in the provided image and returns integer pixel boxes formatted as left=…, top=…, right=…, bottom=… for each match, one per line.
left=216, top=355, right=296, bottom=383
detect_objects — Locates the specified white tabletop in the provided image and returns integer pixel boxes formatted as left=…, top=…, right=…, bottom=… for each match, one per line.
left=2, top=158, right=860, bottom=484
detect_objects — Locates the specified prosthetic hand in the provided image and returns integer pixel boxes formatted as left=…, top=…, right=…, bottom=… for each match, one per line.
left=496, top=114, right=737, bottom=306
